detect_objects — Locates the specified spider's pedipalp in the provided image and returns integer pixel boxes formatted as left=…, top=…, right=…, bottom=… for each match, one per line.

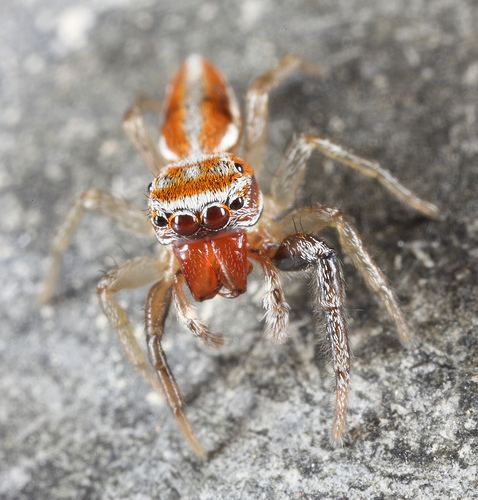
left=173, top=272, right=224, bottom=348
left=249, top=252, right=290, bottom=344
left=273, top=233, right=350, bottom=441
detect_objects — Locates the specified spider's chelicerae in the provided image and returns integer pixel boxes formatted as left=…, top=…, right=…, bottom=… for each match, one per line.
left=41, top=54, right=439, bottom=457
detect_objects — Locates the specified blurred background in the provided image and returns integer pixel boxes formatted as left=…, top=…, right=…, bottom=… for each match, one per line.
left=1, top=0, right=477, bottom=498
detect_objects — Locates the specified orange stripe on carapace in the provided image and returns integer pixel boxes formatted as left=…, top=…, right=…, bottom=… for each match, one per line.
left=151, top=156, right=252, bottom=203
left=199, top=60, right=237, bottom=153
left=155, top=171, right=239, bottom=202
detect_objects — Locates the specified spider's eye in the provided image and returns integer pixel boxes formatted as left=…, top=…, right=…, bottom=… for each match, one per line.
left=234, top=162, right=244, bottom=173
left=152, top=214, right=168, bottom=227
left=202, top=205, right=230, bottom=230
left=230, top=197, right=244, bottom=210
left=148, top=182, right=153, bottom=192
left=171, top=213, right=199, bottom=236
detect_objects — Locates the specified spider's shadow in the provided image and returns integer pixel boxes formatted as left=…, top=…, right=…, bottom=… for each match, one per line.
left=49, top=274, right=101, bottom=305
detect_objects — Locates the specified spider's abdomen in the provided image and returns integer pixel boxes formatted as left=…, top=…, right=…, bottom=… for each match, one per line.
left=159, top=55, right=241, bottom=161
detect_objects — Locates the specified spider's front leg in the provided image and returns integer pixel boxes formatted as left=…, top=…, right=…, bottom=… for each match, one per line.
left=275, top=203, right=411, bottom=345
left=146, top=278, right=206, bottom=458
left=273, top=233, right=350, bottom=442
left=98, top=255, right=205, bottom=457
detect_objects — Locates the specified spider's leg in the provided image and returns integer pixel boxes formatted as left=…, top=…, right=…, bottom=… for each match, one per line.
left=173, top=272, right=224, bottom=348
left=272, top=133, right=440, bottom=218
left=248, top=252, right=290, bottom=343
left=123, top=95, right=165, bottom=175
left=96, top=256, right=167, bottom=395
left=146, top=278, right=206, bottom=458
left=244, top=55, right=321, bottom=170
left=273, top=233, right=350, bottom=442
left=40, top=189, right=154, bottom=304
left=274, top=204, right=411, bottom=345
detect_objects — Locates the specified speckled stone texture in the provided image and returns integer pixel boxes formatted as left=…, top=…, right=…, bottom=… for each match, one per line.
left=1, top=0, right=477, bottom=498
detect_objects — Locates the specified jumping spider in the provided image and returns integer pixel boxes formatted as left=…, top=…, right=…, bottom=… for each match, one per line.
left=40, top=54, right=439, bottom=457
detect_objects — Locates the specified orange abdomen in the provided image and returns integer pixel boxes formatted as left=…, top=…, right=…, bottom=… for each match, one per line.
left=160, top=55, right=241, bottom=161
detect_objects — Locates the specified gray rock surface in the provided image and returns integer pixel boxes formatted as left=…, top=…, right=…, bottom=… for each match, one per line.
left=1, top=0, right=477, bottom=498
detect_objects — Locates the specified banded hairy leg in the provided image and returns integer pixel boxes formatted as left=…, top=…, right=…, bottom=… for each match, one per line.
left=243, top=54, right=321, bottom=172
left=271, top=133, right=440, bottom=218
left=271, top=204, right=411, bottom=345
left=145, top=277, right=206, bottom=458
left=123, top=95, right=165, bottom=176
left=96, top=256, right=167, bottom=392
left=40, top=189, right=153, bottom=304
left=273, top=233, right=350, bottom=441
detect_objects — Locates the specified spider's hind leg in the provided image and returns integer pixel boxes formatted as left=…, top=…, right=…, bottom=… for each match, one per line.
left=243, top=55, right=321, bottom=170
left=273, top=233, right=350, bottom=442
left=123, top=95, right=165, bottom=176
left=272, top=133, right=440, bottom=218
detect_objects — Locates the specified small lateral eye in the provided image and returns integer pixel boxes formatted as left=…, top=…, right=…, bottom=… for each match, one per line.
left=230, top=197, right=244, bottom=210
left=148, top=182, right=153, bottom=192
left=234, top=162, right=244, bottom=173
left=152, top=214, right=168, bottom=227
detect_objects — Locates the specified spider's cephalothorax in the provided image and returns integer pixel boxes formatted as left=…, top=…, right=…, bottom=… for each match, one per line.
left=148, top=154, right=263, bottom=300
left=41, top=54, right=440, bottom=457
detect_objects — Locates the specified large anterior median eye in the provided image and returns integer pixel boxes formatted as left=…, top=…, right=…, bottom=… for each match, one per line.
left=202, top=205, right=230, bottom=230
left=171, top=213, right=200, bottom=236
